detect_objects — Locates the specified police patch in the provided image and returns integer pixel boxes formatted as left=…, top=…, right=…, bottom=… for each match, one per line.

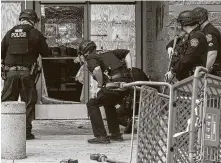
left=190, top=38, right=199, bottom=47
left=206, top=34, right=212, bottom=42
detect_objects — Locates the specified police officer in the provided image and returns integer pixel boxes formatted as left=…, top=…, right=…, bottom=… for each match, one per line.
left=166, top=10, right=208, bottom=81
left=1, top=9, right=49, bottom=140
left=77, top=40, right=132, bottom=144
left=192, top=7, right=221, bottom=76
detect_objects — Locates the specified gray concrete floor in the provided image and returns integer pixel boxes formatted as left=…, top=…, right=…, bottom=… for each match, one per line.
left=2, top=120, right=137, bottom=163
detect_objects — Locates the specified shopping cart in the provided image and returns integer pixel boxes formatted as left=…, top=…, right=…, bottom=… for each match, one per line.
left=106, top=66, right=221, bottom=163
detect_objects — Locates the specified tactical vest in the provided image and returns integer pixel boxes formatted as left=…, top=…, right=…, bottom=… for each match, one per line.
left=99, top=51, right=125, bottom=75
left=4, top=25, right=40, bottom=67
left=8, top=25, right=32, bottom=55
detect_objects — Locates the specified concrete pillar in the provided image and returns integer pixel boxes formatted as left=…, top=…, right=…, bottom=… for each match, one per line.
left=1, top=101, right=26, bottom=159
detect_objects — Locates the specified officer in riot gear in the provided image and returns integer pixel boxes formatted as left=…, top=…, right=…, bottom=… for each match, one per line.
left=78, top=40, right=133, bottom=144
left=192, top=7, right=221, bottom=76
left=1, top=9, right=49, bottom=140
left=166, top=10, right=208, bottom=81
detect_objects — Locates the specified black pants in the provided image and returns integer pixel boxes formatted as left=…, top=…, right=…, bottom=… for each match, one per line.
left=116, top=106, right=132, bottom=127
left=1, top=70, right=38, bottom=134
left=87, top=88, right=129, bottom=137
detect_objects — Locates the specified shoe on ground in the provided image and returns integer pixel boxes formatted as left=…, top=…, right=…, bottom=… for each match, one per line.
left=109, top=133, right=123, bottom=141
left=88, top=136, right=110, bottom=144
left=26, top=133, right=35, bottom=140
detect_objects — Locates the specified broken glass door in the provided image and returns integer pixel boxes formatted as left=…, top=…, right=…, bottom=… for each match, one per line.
left=40, top=5, right=84, bottom=104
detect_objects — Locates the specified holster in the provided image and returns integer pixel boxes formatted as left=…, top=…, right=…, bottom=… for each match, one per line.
left=30, top=62, right=41, bottom=83
left=122, top=95, right=132, bottom=111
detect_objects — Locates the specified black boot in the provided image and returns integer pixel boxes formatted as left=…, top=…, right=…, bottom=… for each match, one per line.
left=88, top=136, right=110, bottom=144
left=109, top=133, right=123, bottom=141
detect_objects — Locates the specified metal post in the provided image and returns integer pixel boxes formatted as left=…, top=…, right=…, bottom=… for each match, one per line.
left=129, top=86, right=137, bottom=163
left=189, top=73, right=199, bottom=163
left=200, top=75, right=208, bottom=163
left=1, top=101, right=26, bottom=159
left=166, top=85, right=175, bottom=163
left=189, top=67, right=208, bottom=163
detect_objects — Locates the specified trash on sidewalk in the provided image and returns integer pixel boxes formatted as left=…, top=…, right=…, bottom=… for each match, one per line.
left=90, top=153, right=127, bottom=163
left=60, top=159, right=78, bottom=163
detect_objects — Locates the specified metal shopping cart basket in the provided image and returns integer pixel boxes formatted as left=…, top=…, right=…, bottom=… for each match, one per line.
left=107, top=67, right=221, bottom=163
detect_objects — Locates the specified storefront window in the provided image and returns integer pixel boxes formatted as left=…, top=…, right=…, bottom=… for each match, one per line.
left=40, top=5, right=84, bottom=104
left=90, top=4, right=136, bottom=98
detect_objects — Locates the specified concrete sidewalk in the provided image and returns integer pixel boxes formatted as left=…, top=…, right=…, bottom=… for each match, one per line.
left=1, top=120, right=137, bottom=163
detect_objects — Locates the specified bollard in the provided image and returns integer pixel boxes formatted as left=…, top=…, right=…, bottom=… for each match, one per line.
left=1, top=101, right=26, bottom=159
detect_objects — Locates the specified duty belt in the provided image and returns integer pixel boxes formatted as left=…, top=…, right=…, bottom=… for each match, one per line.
left=6, top=66, right=30, bottom=71
left=110, top=73, right=130, bottom=80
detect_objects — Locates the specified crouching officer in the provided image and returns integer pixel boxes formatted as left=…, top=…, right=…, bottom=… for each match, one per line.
left=77, top=40, right=133, bottom=144
left=166, top=10, right=208, bottom=81
left=1, top=9, right=49, bottom=140
left=193, top=7, right=221, bottom=76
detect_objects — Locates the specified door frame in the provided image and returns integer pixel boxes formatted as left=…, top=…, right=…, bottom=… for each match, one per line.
left=32, top=1, right=142, bottom=119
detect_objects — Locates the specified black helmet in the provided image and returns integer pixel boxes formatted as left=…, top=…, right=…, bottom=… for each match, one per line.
left=78, top=40, right=96, bottom=56
left=192, top=7, right=208, bottom=24
left=177, top=10, right=199, bottom=26
left=19, top=9, right=39, bottom=23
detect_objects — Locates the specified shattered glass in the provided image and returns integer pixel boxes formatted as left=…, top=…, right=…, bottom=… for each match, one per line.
left=40, top=5, right=84, bottom=103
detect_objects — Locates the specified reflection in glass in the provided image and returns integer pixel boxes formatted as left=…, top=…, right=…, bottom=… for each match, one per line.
left=90, top=5, right=136, bottom=98
left=40, top=5, right=84, bottom=104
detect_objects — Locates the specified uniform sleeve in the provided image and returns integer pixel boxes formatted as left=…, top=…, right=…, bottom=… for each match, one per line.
left=86, top=55, right=100, bottom=73
left=174, top=33, right=207, bottom=74
left=38, top=32, right=49, bottom=57
left=205, top=32, right=219, bottom=52
left=1, top=31, right=10, bottom=61
left=112, top=49, right=130, bottom=60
